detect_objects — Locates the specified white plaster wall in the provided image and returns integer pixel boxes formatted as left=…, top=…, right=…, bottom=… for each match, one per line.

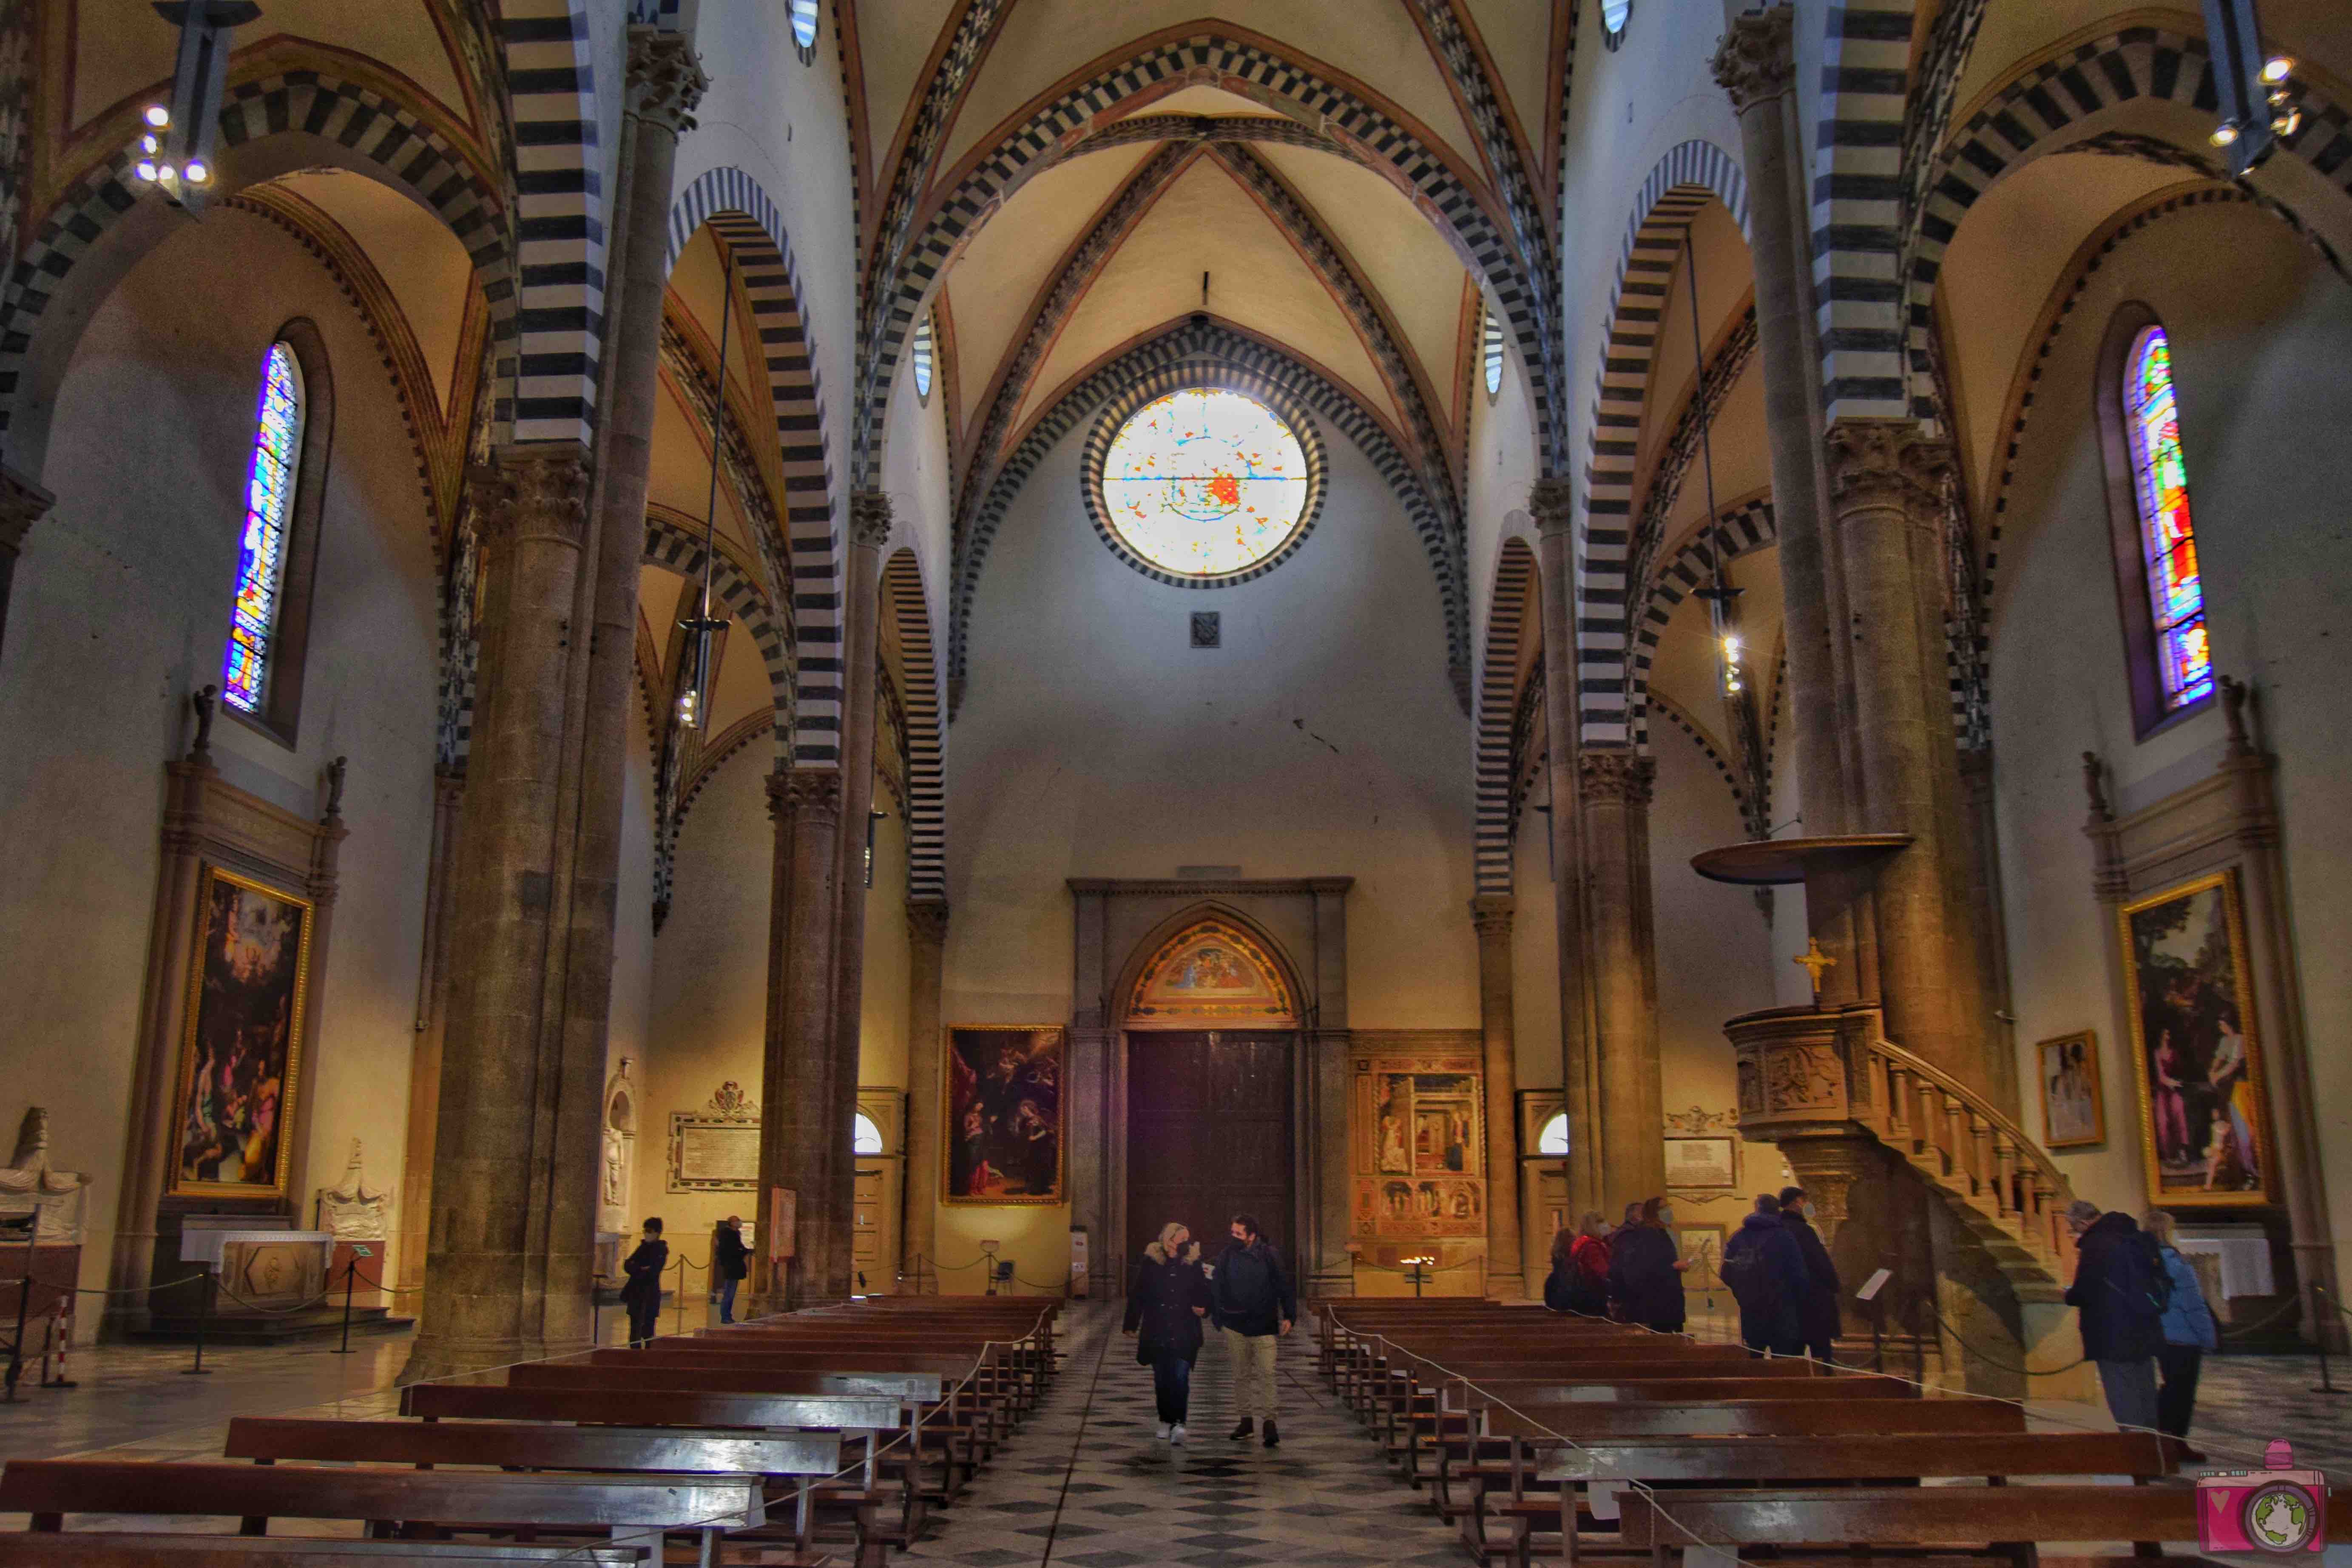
left=0, top=212, right=440, bottom=1324
left=1984, top=205, right=2352, bottom=1277
left=935, top=414, right=1481, bottom=1290
left=878, top=321, right=955, bottom=684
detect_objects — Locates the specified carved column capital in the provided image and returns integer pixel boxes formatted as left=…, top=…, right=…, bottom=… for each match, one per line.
left=1711, top=6, right=1794, bottom=112
left=472, top=442, right=593, bottom=550
left=1823, top=419, right=1953, bottom=516
left=766, top=765, right=843, bottom=827
left=0, top=466, right=55, bottom=556
left=849, top=490, right=894, bottom=551
left=1528, top=475, right=1576, bottom=538
left=906, top=897, right=951, bottom=947
left=625, top=26, right=709, bottom=135
left=1578, top=750, right=1656, bottom=807
left=1469, top=893, right=1515, bottom=941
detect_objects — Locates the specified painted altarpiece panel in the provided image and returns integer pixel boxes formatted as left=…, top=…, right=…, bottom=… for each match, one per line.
left=942, top=1026, right=1065, bottom=1204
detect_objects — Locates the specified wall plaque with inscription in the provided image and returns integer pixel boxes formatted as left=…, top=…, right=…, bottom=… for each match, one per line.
left=668, top=1081, right=760, bottom=1193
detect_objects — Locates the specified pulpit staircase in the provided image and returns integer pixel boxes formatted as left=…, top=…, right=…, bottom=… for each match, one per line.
left=1850, top=1031, right=2079, bottom=1295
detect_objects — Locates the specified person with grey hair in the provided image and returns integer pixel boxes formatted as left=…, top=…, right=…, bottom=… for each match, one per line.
left=2143, top=1209, right=2216, bottom=1460
left=2063, top=1199, right=2168, bottom=1432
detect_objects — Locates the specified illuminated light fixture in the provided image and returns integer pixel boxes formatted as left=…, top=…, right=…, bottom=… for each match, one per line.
left=182, top=159, right=208, bottom=184
left=144, top=103, right=171, bottom=128
left=2200, top=0, right=2298, bottom=173
left=675, top=245, right=738, bottom=733
left=141, top=134, right=160, bottom=154
left=2261, top=54, right=2294, bottom=83
left=139, top=2, right=260, bottom=209
left=136, top=160, right=159, bottom=182
left=2210, top=122, right=2241, bottom=147
left=157, top=163, right=180, bottom=183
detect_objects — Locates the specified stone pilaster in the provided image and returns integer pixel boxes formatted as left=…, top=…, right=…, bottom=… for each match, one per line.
left=1579, top=751, right=1665, bottom=1215
left=1469, top=895, right=1524, bottom=1298
left=0, top=466, right=57, bottom=671
left=1824, top=419, right=1995, bottom=1096
left=901, top=898, right=949, bottom=1290
left=1713, top=7, right=1855, bottom=840
left=827, top=491, right=892, bottom=1298
left=405, top=441, right=595, bottom=1381
left=1528, top=477, right=1600, bottom=1216
left=759, top=766, right=844, bottom=1307
left=397, top=766, right=467, bottom=1299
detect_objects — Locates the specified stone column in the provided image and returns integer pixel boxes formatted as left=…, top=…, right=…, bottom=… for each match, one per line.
left=901, top=898, right=949, bottom=1291
left=1470, top=895, right=1524, bottom=1299
left=1581, top=753, right=1666, bottom=1216
left=829, top=493, right=891, bottom=1296
left=405, top=441, right=594, bottom=1380
left=758, top=767, right=843, bottom=1307
left=0, top=467, right=55, bottom=669
left=553, top=25, right=709, bottom=1304
left=398, top=766, right=467, bottom=1298
left=1712, top=7, right=1856, bottom=835
left=1823, top=420, right=1993, bottom=1091
left=1529, top=479, right=1600, bottom=1213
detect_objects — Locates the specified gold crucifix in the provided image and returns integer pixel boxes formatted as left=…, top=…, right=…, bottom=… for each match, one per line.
left=1793, top=939, right=1835, bottom=1005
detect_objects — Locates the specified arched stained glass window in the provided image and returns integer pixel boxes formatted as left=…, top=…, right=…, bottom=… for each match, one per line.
left=224, top=342, right=305, bottom=714
left=789, top=0, right=819, bottom=56
left=1600, top=0, right=1633, bottom=48
left=912, top=312, right=935, bottom=401
left=1482, top=306, right=1505, bottom=397
left=1099, top=388, right=1308, bottom=578
left=1536, top=1114, right=1569, bottom=1156
left=852, top=1113, right=884, bottom=1155
left=2122, top=326, right=2211, bottom=713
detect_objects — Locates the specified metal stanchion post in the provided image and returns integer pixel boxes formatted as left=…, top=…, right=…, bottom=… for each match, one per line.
left=2312, top=1282, right=2346, bottom=1396
left=2, top=1215, right=35, bottom=1403
left=182, top=1267, right=216, bottom=1375
left=332, top=1250, right=365, bottom=1355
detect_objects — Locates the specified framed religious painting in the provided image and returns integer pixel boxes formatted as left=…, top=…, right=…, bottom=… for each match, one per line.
left=2118, top=870, right=2271, bottom=1206
left=2035, top=1030, right=2106, bottom=1150
left=168, top=864, right=315, bottom=1200
left=942, top=1025, right=1065, bottom=1204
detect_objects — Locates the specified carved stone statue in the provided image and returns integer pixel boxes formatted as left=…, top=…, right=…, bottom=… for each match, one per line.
left=316, top=1138, right=389, bottom=1241
left=188, top=684, right=218, bottom=761
left=602, top=1130, right=628, bottom=1214
left=2081, top=750, right=2112, bottom=822
left=0, top=1107, right=90, bottom=1242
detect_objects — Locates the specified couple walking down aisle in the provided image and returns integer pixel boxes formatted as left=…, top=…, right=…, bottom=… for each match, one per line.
left=1123, top=1214, right=1298, bottom=1447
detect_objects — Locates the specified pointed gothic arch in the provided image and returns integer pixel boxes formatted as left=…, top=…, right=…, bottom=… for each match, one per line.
left=1472, top=535, right=1539, bottom=897
left=881, top=547, right=947, bottom=903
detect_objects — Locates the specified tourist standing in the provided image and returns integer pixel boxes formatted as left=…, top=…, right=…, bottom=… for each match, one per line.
left=1545, top=1212, right=1611, bottom=1316
left=2063, top=1200, right=2167, bottom=1431
left=1778, top=1185, right=1843, bottom=1363
left=620, top=1217, right=668, bottom=1347
left=1723, top=1194, right=1808, bottom=1357
left=1607, top=1197, right=1688, bottom=1333
left=1213, top=1213, right=1296, bottom=1447
left=2143, top=1210, right=2217, bottom=1459
left=711, top=1215, right=751, bottom=1324
left=1124, top=1222, right=1211, bottom=1443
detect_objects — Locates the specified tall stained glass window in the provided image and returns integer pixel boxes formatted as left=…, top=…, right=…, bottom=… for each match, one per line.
left=1099, top=388, right=1308, bottom=578
left=2122, top=326, right=2211, bottom=712
left=1482, top=306, right=1505, bottom=396
left=912, top=312, right=935, bottom=400
left=224, top=342, right=305, bottom=714
left=789, top=0, right=819, bottom=52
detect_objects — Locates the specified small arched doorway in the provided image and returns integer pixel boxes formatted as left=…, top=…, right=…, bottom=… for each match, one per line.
left=1119, top=912, right=1303, bottom=1272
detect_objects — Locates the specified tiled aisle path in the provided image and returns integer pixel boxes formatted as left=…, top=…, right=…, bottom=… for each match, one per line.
left=906, top=1301, right=1467, bottom=1568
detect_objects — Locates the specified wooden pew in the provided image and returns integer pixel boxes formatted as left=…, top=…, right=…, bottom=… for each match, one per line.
left=3, top=1540, right=645, bottom=1567
left=1485, top=1430, right=2183, bottom=1568
left=1615, top=1480, right=2352, bottom=1568
left=0, top=1461, right=766, bottom=1568
left=223, top=1420, right=847, bottom=1564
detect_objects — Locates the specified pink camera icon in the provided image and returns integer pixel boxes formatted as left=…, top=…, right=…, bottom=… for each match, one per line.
left=2198, top=1440, right=2328, bottom=1555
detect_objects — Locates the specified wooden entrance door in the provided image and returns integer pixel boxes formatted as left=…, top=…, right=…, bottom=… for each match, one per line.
left=1126, top=1031, right=1294, bottom=1284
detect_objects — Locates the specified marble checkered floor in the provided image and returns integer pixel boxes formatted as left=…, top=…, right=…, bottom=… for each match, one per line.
left=905, top=1302, right=1468, bottom=1568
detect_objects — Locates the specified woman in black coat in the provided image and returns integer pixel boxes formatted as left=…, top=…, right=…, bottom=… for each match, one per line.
left=1607, top=1196, right=1688, bottom=1333
left=1123, top=1221, right=1211, bottom=1442
left=620, top=1217, right=668, bottom=1346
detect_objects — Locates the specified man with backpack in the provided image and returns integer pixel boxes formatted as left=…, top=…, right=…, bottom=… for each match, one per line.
left=1721, top=1193, right=1808, bottom=1357
left=2063, top=1199, right=2169, bottom=1431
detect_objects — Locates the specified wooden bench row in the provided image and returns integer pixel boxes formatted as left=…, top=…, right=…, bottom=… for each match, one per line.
left=0, top=1296, right=1062, bottom=1568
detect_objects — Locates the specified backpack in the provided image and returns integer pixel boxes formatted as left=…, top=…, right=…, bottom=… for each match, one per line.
left=2133, top=1231, right=2173, bottom=1316
left=1720, top=1238, right=1772, bottom=1310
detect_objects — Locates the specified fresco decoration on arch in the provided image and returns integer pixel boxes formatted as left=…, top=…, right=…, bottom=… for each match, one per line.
left=1126, top=918, right=1297, bottom=1026
left=170, top=865, right=313, bottom=1200
left=942, top=1025, right=1064, bottom=1205
left=1351, top=1050, right=1485, bottom=1240
left=2119, top=870, right=2271, bottom=1206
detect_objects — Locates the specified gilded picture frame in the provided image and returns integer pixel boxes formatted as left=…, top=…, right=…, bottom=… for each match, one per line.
left=942, top=1024, right=1065, bottom=1205
left=2035, top=1029, right=2106, bottom=1150
left=169, top=863, right=314, bottom=1201
left=2118, top=869, right=2272, bottom=1207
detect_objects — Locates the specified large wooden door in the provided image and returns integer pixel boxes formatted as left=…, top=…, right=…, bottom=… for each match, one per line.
left=1126, top=1031, right=1295, bottom=1284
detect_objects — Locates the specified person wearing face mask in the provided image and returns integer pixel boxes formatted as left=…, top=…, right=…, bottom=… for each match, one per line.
left=1123, top=1221, right=1211, bottom=1443
left=1607, top=1196, right=1688, bottom=1333
left=1777, top=1186, right=1843, bottom=1363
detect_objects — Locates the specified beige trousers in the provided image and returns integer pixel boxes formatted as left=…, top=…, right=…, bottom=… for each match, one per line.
left=1225, top=1328, right=1278, bottom=1420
